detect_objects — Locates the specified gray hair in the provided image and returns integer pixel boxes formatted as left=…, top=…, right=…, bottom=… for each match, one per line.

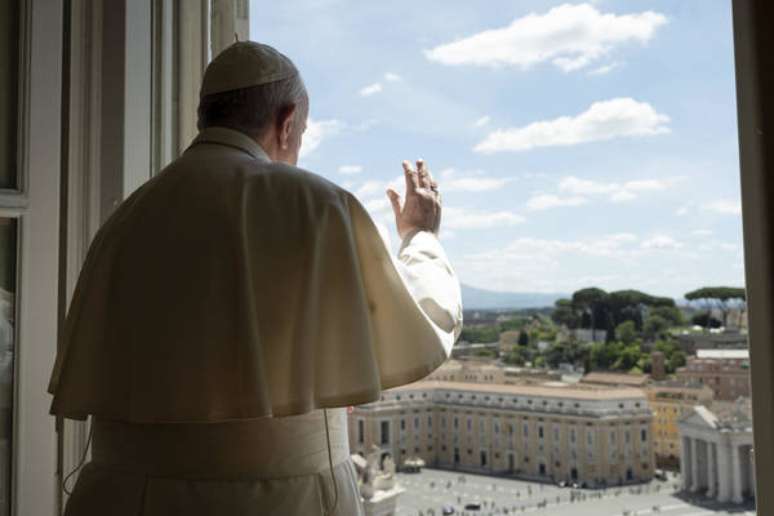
left=197, top=73, right=308, bottom=138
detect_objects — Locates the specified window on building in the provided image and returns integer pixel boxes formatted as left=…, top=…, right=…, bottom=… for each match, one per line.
left=358, top=420, right=364, bottom=444
left=641, top=429, right=647, bottom=442
left=380, top=421, right=390, bottom=445
left=400, top=419, right=405, bottom=431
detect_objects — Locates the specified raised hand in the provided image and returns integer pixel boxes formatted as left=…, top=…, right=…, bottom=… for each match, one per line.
left=386, top=159, right=441, bottom=240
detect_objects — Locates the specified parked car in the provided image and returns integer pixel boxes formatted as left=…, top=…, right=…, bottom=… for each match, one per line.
left=441, top=506, right=455, bottom=515
left=464, top=501, right=482, bottom=511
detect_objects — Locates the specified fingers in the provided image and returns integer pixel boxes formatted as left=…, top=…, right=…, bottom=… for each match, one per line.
left=386, top=188, right=402, bottom=218
left=416, top=159, right=431, bottom=189
left=402, top=161, right=419, bottom=194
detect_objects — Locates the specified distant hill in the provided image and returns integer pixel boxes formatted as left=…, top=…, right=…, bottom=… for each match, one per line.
left=461, top=284, right=566, bottom=310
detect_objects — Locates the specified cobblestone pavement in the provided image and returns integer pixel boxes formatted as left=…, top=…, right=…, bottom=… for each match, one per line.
left=394, top=469, right=756, bottom=516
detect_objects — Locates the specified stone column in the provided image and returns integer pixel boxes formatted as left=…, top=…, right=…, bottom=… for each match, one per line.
left=716, top=440, right=731, bottom=502
left=706, top=441, right=716, bottom=498
left=731, top=443, right=744, bottom=503
left=680, top=436, right=692, bottom=490
left=691, top=438, right=701, bottom=492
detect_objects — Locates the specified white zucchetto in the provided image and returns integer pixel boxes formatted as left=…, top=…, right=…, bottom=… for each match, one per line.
left=200, top=41, right=298, bottom=97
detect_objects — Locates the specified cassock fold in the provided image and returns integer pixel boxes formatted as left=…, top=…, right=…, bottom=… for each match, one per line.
left=48, top=127, right=461, bottom=422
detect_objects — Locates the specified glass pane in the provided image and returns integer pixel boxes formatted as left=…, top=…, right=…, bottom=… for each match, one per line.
left=0, top=218, right=16, bottom=515
left=0, top=0, right=20, bottom=189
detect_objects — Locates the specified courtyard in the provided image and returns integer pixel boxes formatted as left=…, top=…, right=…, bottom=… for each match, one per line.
left=394, top=469, right=756, bottom=516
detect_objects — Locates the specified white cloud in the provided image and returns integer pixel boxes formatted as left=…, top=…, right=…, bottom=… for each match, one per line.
left=675, top=205, right=690, bottom=216
left=588, top=62, right=621, bottom=76
left=526, top=193, right=588, bottom=211
left=703, top=199, right=742, bottom=215
left=473, top=115, right=491, bottom=128
left=424, top=4, right=666, bottom=73
left=439, top=168, right=510, bottom=192
left=299, top=118, right=343, bottom=158
left=470, top=233, right=638, bottom=261
left=474, top=98, right=670, bottom=153
left=364, top=198, right=391, bottom=213
left=338, top=165, right=363, bottom=175
left=384, top=72, right=402, bottom=82
left=359, top=82, right=383, bottom=97
left=641, top=235, right=683, bottom=250
left=557, top=175, right=677, bottom=203
left=443, top=207, right=525, bottom=230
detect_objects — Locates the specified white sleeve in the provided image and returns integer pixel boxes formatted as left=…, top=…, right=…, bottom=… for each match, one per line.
left=393, top=230, right=463, bottom=356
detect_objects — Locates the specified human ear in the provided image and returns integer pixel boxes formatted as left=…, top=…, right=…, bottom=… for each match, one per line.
left=277, top=104, right=297, bottom=151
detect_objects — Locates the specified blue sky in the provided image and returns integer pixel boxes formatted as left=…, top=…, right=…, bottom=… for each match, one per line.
left=250, top=1, right=744, bottom=298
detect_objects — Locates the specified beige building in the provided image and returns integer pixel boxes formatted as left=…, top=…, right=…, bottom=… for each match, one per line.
left=676, top=349, right=751, bottom=401
left=349, top=380, right=654, bottom=487
left=581, top=372, right=650, bottom=389
left=425, top=359, right=504, bottom=384
left=646, top=381, right=714, bottom=468
left=678, top=400, right=754, bottom=503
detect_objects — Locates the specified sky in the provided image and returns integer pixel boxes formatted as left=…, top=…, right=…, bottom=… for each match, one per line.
left=250, top=0, right=744, bottom=299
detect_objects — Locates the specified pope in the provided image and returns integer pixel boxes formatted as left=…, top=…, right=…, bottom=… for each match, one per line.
left=48, top=41, right=462, bottom=516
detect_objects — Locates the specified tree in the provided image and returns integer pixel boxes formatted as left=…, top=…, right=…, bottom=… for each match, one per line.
left=649, top=305, right=685, bottom=326
left=551, top=298, right=580, bottom=328
left=572, top=287, right=608, bottom=339
left=459, top=325, right=499, bottom=343
left=503, top=346, right=528, bottom=366
left=518, top=330, right=530, bottom=347
left=668, top=350, right=687, bottom=372
left=643, top=315, right=670, bottom=340
left=615, top=321, right=638, bottom=346
left=685, top=286, right=746, bottom=329
left=606, top=290, right=676, bottom=333
left=691, top=312, right=722, bottom=329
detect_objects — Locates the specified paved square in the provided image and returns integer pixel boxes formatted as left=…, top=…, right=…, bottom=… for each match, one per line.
left=394, top=469, right=756, bottom=516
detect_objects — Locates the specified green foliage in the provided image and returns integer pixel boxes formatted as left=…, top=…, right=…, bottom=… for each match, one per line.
left=612, top=343, right=642, bottom=371
left=685, top=286, right=746, bottom=302
left=544, top=340, right=586, bottom=369
left=518, top=330, right=529, bottom=347
left=685, top=286, right=746, bottom=328
left=460, top=325, right=500, bottom=343
left=615, top=321, right=638, bottom=345
left=668, top=350, right=687, bottom=372
left=533, top=355, right=546, bottom=368
left=473, top=348, right=497, bottom=358
left=649, top=305, right=685, bottom=326
left=643, top=315, right=670, bottom=340
left=503, top=346, right=528, bottom=366
left=655, top=339, right=687, bottom=374
left=691, top=312, right=722, bottom=328
left=552, top=298, right=580, bottom=328
left=499, top=317, right=528, bottom=332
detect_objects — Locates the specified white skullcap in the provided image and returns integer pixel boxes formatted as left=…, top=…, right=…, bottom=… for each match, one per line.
left=200, top=41, right=298, bottom=97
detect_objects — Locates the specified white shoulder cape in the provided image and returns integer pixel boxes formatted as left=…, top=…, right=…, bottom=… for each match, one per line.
left=48, top=128, right=462, bottom=422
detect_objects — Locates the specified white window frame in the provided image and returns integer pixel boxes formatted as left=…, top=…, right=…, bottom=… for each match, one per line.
left=8, top=1, right=64, bottom=515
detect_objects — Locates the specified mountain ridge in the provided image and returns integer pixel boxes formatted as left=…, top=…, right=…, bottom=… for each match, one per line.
left=461, top=284, right=566, bottom=310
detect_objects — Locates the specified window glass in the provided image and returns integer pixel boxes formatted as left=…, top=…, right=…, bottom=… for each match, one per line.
left=0, top=218, right=16, bottom=515
left=0, top=0, right=19, bottom=190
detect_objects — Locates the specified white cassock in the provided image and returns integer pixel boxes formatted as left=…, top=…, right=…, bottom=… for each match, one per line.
left=48, top=126, right=463, bottom=516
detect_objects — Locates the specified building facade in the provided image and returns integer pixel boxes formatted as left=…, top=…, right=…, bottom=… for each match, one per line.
left=349, top=381, right=654, bottom=487
left=425, top=359, right=504, bottom=384
left=676, top=349, right=751, bottom=401
left=678, top=401, right=754, bottom=504
left=645, top=381, right=714, bottom=468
